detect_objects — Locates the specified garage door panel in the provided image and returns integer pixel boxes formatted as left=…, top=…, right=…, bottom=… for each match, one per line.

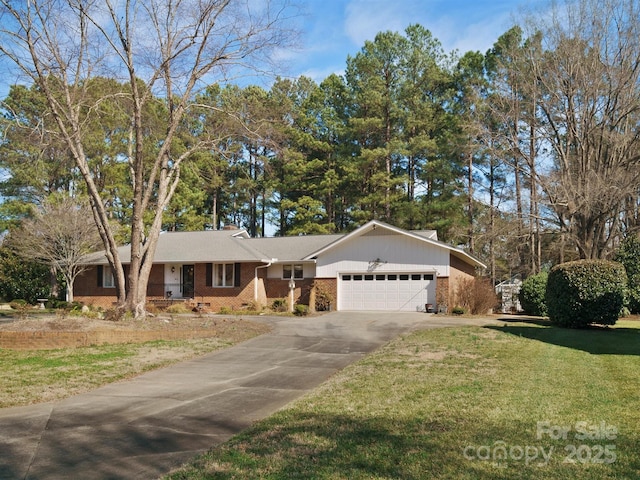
left=339, top=272, right=435, bottom=311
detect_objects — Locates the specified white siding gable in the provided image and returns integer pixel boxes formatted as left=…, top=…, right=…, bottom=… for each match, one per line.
left=315, top=229, right=449, bottom=278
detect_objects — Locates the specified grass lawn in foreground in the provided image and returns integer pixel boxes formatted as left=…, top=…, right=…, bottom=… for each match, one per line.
left=166, top=319, right=640, bottom=479
left=0, top=318, right=269, bottom=408
left=0, top=338, right=232, bottom=408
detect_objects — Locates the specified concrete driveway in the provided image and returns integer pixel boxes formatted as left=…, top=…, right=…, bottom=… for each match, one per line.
left=0, top=312, right=499, bottom=480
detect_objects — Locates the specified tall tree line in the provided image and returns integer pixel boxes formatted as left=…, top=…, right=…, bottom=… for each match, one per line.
left=2, top=0, right=640, bottom=309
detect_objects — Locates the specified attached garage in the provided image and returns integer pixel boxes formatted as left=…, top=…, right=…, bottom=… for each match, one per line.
left=338, top=272, right=436, bottom=311
left=307, top=221, right=485, bottom=312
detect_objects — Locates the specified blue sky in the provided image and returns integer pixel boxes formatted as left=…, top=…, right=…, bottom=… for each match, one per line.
left=282, top=0, right=543, bottom=82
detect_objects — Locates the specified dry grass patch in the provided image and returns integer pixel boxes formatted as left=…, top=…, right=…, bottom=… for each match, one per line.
left=0, top=316, right=269, bottom=408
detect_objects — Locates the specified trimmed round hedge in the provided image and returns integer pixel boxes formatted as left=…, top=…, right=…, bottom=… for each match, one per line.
left=545, top=260, right=627, bottom=328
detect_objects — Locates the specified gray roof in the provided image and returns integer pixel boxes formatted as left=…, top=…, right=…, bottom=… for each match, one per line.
left=83, top=229, right=341, bottom=265
left=244, top=234, right=344, bottom=262
left=82, top=222, right=483, bottom=269
left=84, top=230, right=263, bottom=264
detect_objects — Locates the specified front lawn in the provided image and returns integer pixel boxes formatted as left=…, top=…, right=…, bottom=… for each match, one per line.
left=167, top=319, right=640, bottom=479
left=0, top=317, right=269, bottom=408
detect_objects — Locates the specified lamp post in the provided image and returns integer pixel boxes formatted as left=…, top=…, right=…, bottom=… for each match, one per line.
left=288, top=278, right=296, bottom=313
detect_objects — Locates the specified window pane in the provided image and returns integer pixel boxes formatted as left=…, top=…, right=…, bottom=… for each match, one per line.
left=215, top=264, right=224, bottom=286
left=424, top=274, right=434, bottom=280
left=353, top=274, right=363, bottom=281
left=400, top=274, right=409, bottom=280
left=225, top=263, right=234, bottom=286
left=343, top=275, right=351, bottom=281
left=411, top=274, right=421, bottom=280
left=283, top=265, right=292, bottom=279
left=103, top=266, right=115, bottom=288
left=376, top=275, right=385, bottom=280
left=364, top=274, right=374, bottom=280
left=387, top=274, right=397, bottom=280
left=294, top=264, right=304, bottom=279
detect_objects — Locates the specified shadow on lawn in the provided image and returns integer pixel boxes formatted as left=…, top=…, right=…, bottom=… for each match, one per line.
left=486, top=320, right=640, bottom=356
left=170, top=411, right=640, bottom=480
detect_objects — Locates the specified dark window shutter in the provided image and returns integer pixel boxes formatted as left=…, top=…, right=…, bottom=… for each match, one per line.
left=206, top=263, right=213, bottom=287
left=234, top=263, right=241, bottom=287
left=97, top=265, right=103, bottom=287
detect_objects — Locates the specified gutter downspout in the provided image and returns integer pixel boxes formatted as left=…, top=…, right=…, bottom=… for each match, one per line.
left=254, top=259, right=277, bottom=303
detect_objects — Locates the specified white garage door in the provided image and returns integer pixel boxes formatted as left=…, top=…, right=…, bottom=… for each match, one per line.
left=338, top=273, right=436, bottom=311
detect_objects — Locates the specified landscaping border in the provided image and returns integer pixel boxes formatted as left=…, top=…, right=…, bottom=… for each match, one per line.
left=0, top=328, right=221, bottom=350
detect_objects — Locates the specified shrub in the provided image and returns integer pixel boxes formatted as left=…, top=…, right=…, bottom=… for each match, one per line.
left=614, top=235, right=640, bottom=313
left=244, top=300, right=263, bottom=313
left=47, top=299, right=70, bottom=310
left=9, top=299, right=28, bottom=310
left=294, top=304, right=309, bottom=316
left=545, top=260, right=627, bottom=328
left=145, top=303, right=160, bottom=315
left=0, top=248, right=50, bottom=304
left=451, top=306, right=465, bottom=315
left=271, top=298, right=288, bottom=312
left=519, top=272, right=548, bottom=317
left=218, top=306, right=232, bottom=315
left=454, top=276, right=499, bottom=314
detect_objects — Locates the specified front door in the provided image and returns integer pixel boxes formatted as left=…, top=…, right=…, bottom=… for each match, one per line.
left=182, top=264, right=195, bottom=298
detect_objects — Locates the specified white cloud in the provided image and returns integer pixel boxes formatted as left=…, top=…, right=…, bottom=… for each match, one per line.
left=342, top=0, right=526, bottom=56
left=344, top=0, right=432, bottom=46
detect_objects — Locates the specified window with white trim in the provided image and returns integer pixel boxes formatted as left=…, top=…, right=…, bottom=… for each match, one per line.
left=102, top=266, right=115, bottom=288
left=214, top=263, right=234, bottom=287
left=283, top=264, right=304, bottom=280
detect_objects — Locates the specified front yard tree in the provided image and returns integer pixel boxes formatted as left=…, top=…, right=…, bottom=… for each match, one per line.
left=502, top=0, right=640, bottom=259
left=7, top=196, right=103, bottom=302
left=0, top=0, right=296, bottom=317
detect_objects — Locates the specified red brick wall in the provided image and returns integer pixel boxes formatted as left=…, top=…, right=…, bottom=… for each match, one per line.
left=448, top=254, right=477, bottom=308
left=74, top=266, right=118, bottom=309
left=264, top=278, right=314, bottom=308
left=189, top=262, right=259, bottom=311
left=312, top=278, right=337, bottom=311
left=436, top=276, right=449, bottom=312
left=147, top=264, right=165, bottom=297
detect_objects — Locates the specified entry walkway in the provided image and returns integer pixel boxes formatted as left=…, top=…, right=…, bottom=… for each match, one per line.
left=0, top=312, right=498, bottom=479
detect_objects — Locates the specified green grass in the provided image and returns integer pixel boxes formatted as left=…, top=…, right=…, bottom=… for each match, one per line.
left=166, top=319, right=640, bottom=479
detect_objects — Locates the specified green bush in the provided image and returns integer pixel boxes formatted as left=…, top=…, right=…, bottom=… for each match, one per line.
left=519, top=272, right=548, bottom=317
left=271, top=298, right=288, bottom=312
left=545, top=260, right=627, bottom=328
left=46, top=299, right=70, bottom=310
left=0, top=248, right=50, bottom=304
left=294, top=304, right=309, bottom=316
left=614, top=235, right=640, bottom=313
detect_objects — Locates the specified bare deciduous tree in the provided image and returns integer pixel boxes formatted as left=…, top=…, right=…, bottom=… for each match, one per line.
left=0, top=0, right=297, bottom=317
left=7, top=196, right=102, bottom=302
left=493, top=0, right=640, bottom=259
